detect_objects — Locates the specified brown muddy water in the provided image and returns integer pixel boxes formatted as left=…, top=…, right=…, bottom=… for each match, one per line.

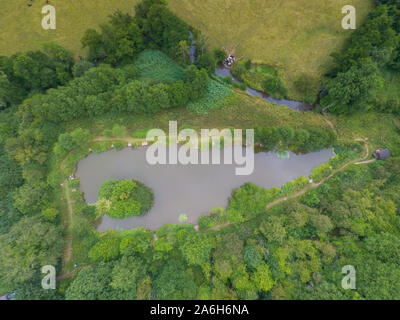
left=75, top=146, right=334, bottom=231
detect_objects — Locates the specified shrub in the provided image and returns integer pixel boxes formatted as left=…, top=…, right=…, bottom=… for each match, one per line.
left=88, top=237, right=120, bottom=262
left=301, top=190, right=321, bottom=207
left=262, top=75, right=287, bottom=99
left=112, top=124, right=127, bottom=138
left=227, top=183, right=271, bottom=223
left=42, top=208, right=59, bottom=222
left=310, top=163, right=332, bottom=182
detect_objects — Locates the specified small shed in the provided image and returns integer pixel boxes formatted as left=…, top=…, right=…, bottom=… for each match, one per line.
left=373, top=148, right=390, bottom=160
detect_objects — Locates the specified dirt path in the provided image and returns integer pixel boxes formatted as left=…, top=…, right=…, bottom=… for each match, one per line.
left=62, top=182, right=74, bottom=266
left=58, top=136, right=147, bottom=280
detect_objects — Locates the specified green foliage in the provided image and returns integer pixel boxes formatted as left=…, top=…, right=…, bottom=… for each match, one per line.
left=72, top=60, right=94, bottom=78
left=180, top=232, right=215, bottom=266
left=139, top=1, right=189, bottom=57
left=53, top=128, right=92, bottom=159
left=120, top=228, right=153, bottom=255
left=243, top=245, right=262, bottom=270
left=135, top=49, right=184, bottom=82
left=310, top=163, right=332, bottom=182
left=154, top=260, right=198, bottom=300
left=256, top=125, right=335, bottom=152
left=252, top=263, right=274, bottom=292
left=226, top=183, right=271, bottom=223
left=325, top=3, right=400, bottom=114
left=262, top=75, right=287, bottom=99
left=0, top=42, right=73, bottom=108
left=198, top=206, right=227, bottom=230
left=96, top=179, right=153, bottom=218
left=88, top=235, right=120, bottom=262
left=109, top=199, right=142, bottom=219
left=65, top=263, right=116, bottom=300
left=131, top=182, right=154, bottom=215
left=42, top=207, right=59, bottom=222
left=0, top=215, right=63, bottom=288
left=82, top=11, right=145, bottom=65
left=214, top=49, right=226, bottom=62
left=324, top=59, right=384, bottom=114
left=186, top=80, right=232, bottom=114
left=179, top=213, right=188, bottom=223
left=112, top=124, right=127, bottom=138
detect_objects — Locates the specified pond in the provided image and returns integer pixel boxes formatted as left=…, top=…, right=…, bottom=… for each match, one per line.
left=75, top=146, right=334, bottom=231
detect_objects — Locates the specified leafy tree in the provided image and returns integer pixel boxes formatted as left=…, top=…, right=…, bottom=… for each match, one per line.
left=262, top=75, right=286, bottom=99
left=13, top=183, right=45, bottom=214
left=111, top=255, right=146, bottom=295
left=214, top=49, right=226, bottom=62
left=82, top=11, right=145, bottom=65
left=180, top=232, right=215, bottom=266
left=154, top=260, right=198, bottom=299
left=42, top=207, right=59, bottom=222
left=325, top=59, right=384, bottom=114
left=120, top=228, right=153, bottom=255
left=109, top=199, right=141, bottom=218
left=0, top=215, right=63, bottom=288
left=252, top=263, right=274, bottom=292
left=66, top=263, right=116, bottom=300
left=195, top=51, right=216, bottom=74
left=72, top=60, right=94, bottom=78
left=88, top=236, right=120, bottom=262
left=98, top=179, right=118, bottom=199
left=243, top=245, right=262, bottom=270
left=227, top=183, right=270, bottom=223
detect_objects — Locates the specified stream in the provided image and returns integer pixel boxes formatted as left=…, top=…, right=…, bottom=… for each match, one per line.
left=189, top=31, right=310, bottom=111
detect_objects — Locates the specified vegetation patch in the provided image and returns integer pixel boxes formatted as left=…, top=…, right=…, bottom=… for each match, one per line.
left=135, top=49, right=184, bottom=82
left=186, top=80, right=233, bottom=114
left=232, top=60, right=288, bottom=99
left=95, top=179, right=154, bottom=219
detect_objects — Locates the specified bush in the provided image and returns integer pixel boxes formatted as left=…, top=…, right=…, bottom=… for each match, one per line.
left=227, top=183, right=271, bottom=223
left=131, top=182, right=154, bottom=215
left=262, top=75, right=287, bottom=99
left=310, top=163, right=332, bottom=182
left=88, top=237, right=120, bottom=262
left=301, top=190, right=321, bottom=207
left=112, top=124, right=127, bottom=138
left=42, top=208, right=59, bottom=222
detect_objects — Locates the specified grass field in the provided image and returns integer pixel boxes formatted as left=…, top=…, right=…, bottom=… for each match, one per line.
left=0, top=0, right=139, bottom=57
left=168, top=0, right=373, bottom=99
left=1, top=0, right=372, bottom=99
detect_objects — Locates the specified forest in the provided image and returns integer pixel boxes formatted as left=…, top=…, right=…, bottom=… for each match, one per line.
left=0, top=0, right=399, bottom=300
